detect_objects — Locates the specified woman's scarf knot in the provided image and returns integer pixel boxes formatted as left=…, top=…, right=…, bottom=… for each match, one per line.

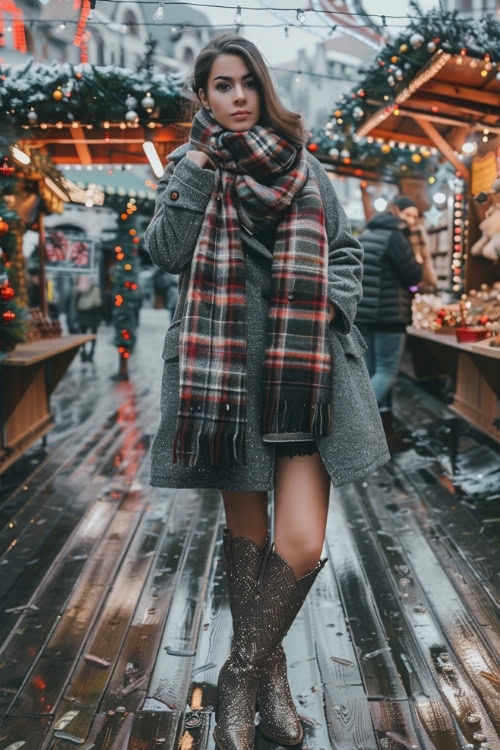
left=173, top=107, right=332, bottom=466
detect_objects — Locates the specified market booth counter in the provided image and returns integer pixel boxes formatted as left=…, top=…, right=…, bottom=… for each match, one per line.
left=406, top=325, right=500, bottom=442
left=356, top=48, right=500, bottom=445
left=0, top=334, right=95, bottom=473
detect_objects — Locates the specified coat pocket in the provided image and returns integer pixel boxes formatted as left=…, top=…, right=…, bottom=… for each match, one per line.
left=161, top=319, right=181, bottom=361
left=331, top=324, right=367, bottom=359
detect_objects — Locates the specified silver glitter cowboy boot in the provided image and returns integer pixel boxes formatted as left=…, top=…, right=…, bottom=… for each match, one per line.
left=257, top=548, right=327, bottom=745
left=213, top=530, right=268, bottom=750
left=215, top=529, right=326, bottom=748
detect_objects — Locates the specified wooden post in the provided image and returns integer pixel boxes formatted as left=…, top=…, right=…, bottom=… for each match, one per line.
left=416, top=118, right=470, bottom=182
left=38, top=211, right=48, bottom=317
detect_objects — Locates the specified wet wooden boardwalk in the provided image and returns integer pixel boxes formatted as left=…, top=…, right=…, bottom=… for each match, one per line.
left=0, top=309, right=499, bottom=750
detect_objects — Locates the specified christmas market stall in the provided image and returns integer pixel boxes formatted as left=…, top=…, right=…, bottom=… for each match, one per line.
left=0, top=140, right=96, bottom=473
left=0, top=54, right=187, bottom=470
left=326, top=4, right=500, bottom=442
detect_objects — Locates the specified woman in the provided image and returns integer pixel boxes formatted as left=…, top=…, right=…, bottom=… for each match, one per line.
left=356, top=197, right=426, bottom=412
left=145, top=35, right=389, bottom=750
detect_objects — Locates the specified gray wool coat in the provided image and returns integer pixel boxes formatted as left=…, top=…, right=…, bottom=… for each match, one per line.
left=144, top=143, right=389, bottom=491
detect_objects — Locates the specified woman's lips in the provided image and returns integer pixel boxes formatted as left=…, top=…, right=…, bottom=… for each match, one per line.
left=232, top=112, right=250, bottom=120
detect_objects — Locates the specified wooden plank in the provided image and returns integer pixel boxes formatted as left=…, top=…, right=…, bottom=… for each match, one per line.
left=356, top=470, right=500, bottom=747
left=340, top=481, right=466, bottom=748
left=0, top=423, right=145, bottom=618
left=146, top=489, right=222, bottom=711
left=305, top=553, right=378, bottom=749
left=7, top=496, right=147, bottom=717
left=422, top=79, right=500, bottom=107
left=416, top=118, right=470, bottom=181
left=0, top=714, right=52, bottom=749
left=45, top=487, right=173, bottom=748
left=324, top=488, right=407, bottom=701
left=97, top=488, right=204, bottom=716
left=2, top=335, right=95, bottom=367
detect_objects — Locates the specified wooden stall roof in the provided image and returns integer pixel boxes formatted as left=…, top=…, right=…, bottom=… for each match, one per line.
left=23, top=122, right=191, bottom=166
left=357, top=51, right=500, bottom=180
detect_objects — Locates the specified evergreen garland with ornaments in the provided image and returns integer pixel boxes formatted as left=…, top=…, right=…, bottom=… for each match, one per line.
left=0, top=58, right=186, bottom=132
left=325, top=2, right=500, bottom=141
left=307, top=128, right=439, bottom=181
left=110, top=205, right=142, bottom=365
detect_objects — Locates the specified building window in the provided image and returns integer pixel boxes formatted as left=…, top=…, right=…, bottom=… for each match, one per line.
left=123, top=10, right=139, bottom=35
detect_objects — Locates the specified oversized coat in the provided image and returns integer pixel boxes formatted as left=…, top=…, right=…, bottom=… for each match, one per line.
left=144, top=143, right=390, bottom=491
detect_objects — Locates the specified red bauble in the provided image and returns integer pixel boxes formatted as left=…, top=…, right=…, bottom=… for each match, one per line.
left=2, top=310, right=16, bottom=322
left=307, top=143, right=318, bottom=152
left=0, top=219, right=10, bottom=235
left=479, top=315, right=489, bottom=325
left=0, top=285, right=15, bottom=300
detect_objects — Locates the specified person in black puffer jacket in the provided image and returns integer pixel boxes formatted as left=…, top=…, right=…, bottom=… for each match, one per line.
left=356, top=196, right=422, bottom=410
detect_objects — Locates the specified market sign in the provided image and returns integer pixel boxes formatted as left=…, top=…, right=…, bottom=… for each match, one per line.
left=45, top=230, right=95, bottom=274
left=471, top=152, right=498, bottom=196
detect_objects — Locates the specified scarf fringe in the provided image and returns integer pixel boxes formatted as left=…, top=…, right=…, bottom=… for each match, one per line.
left=173, top=418, right=247, bottom=467
left=263, top=394, right=332, bottom=437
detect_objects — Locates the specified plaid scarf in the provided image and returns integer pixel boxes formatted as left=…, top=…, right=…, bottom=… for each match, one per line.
left=173, top=108, right=331, bottom=467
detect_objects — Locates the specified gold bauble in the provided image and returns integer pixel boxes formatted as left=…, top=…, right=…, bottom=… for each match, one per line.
left=381, top=144, right=391, bottom=154
left=411, top=153, right=422, bottom=163
left=52, top=89, right=63, bottom=101
left=399, top=43, right=409, bottom=54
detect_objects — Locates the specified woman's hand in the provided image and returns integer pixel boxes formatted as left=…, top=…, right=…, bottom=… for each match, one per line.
left=328, top=302, right=336, bottom=323
left=186, top=150, right=216, bottom=170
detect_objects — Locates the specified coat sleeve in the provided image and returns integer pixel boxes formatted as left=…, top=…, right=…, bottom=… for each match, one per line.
left=386, top=229, right=423, bottom=287
left=144, top=156, right=216, bottom=274
left=315, top=163, right=364, bottom=334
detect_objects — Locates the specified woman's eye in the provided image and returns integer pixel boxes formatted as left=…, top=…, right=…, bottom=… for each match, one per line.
left=245, top=80, right=256, bottom=88
left=216, top=84, right=229, bottom=91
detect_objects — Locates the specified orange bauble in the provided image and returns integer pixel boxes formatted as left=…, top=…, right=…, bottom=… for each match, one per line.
left=0, top=219, right=9, bottom=235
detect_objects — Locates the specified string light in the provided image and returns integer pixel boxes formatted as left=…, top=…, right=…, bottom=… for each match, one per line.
left=296, top=8, right=306, bottom=24
left=233, top=5, right=242, bottom=24
left=153, top=1, right=164, bottom=21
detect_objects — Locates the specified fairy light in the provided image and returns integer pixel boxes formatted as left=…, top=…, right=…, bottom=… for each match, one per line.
left=153, top=1, right=164, bottom=21
left=233, top=5, right=242, bottom=24
left=296, top=8, right=306, bottom=24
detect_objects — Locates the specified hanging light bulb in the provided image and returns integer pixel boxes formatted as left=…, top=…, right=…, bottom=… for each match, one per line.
left=233, top=5, right=242, bottom=24
left=284, top=26, right=289, bottom=38
left=153, top=2, right=164, bottom=21
left=296, top=9, right=306, bottom=24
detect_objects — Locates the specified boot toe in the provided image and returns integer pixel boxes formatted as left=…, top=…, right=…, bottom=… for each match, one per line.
left=213, top=724, right=256, bottom=750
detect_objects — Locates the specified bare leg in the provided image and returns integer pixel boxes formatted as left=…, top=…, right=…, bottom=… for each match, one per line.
left=273, top=452, right=330, bottom=578
left=220, top=490, right=269, bottom=548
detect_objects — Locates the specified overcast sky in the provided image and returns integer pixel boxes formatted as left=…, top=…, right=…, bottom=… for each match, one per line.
left=200, top=0, right=439, bottom=66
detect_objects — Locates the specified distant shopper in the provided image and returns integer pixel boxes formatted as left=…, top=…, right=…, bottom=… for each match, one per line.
left=356, top=196, right=423, bottom=412
left=76, top=275, right=102, bottom=362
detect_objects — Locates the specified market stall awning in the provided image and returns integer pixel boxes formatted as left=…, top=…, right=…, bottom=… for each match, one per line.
left=356, top=51, right=500, bottom=180
left=25, top=123, right=189, bottom=166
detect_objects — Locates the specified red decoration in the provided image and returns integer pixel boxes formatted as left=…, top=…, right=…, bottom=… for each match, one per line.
left=308, top=143, right=319, bottom=152
left=0, top=285, right=15, bottom=300
left=0, top=0, right=27, bottom=53
left=2, top=310, right=16, bottom=322
left=0, top=219, right=9, bottom=235
left=479, top=315, right=490, bottom=325
left=0, top=163, right=14, bottom=176
left=121, top=329, right=131, bottom=340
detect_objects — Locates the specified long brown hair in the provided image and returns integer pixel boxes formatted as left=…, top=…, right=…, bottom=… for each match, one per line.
left=187, top=34, right=308, bottom=146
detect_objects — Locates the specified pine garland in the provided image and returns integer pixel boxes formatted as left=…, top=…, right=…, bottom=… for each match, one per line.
left=325, top=3, right=500, bottom=144
left=0, top=59, right=187, bottom=131
left=110, top=209, right=142, bottom=360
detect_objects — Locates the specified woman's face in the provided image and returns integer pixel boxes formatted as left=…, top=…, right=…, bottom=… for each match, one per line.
left=398, top=206, right=419, bottom=228
left=198, top=53, right=261, bottom=132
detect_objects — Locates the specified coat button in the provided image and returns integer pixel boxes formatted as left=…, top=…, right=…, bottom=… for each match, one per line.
left=288, top=293, right=295, bottom=301
left=170, top=191, right=179, bottom=201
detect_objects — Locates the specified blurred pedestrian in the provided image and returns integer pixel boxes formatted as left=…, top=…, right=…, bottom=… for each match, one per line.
left=76, top=274, right=102, bottom=362
left=356, top=196, right=425, bottom=430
